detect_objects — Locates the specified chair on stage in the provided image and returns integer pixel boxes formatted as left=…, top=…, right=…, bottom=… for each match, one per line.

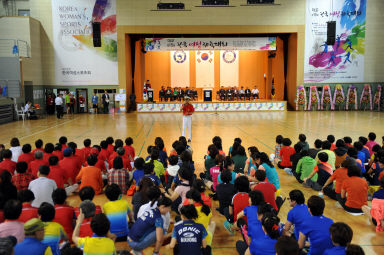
left=227, top=88, right=233, bottom=101
left=233, top=87, right=239, bottom=101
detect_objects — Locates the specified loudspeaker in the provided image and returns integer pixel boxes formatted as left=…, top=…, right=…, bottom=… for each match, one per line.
left=157, top=3, right=185, bottom=9
left=326, top=21, right=336, bottom=45
left=92, top=22, right=101, bottom=47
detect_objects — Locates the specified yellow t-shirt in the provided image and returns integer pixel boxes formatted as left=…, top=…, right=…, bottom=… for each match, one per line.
left=194, top=205, right=213, bottom=245
left=146, top=159, right=165, bottom=178
left=77, top=236, right=116, bottom=255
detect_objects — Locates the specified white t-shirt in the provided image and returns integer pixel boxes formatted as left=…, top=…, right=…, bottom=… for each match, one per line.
left=167, top=165, right=180, bottom=177
left=29, top=177, right=57, bottom=208
left=10, top=146, right=22, bottom=162
left=137, top=201, right=170, bottom=231
left=55, top=97, right=63, bottom=106
left=251, top=89, right=259, bottom=95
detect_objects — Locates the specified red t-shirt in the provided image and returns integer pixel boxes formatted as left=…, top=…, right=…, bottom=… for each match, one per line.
left=108, top=153, right=131, bottom=171
left=43, top=153, right=53, bottom=163
left=59, top=157, right=80, bottom=184
left=0, top=159, right=16, bottom=175
left=61, top=144, right=68, bottom=152
left=53, top=204, right=74, bottom=240
left=341, top=176, right=368, bottom=209
left=52, top=150, right=64, bottom=161
left=253, top=182, right=277, bottom=211
left=98, top=149, right=108, bottom=162
left=79, top=218, right=93, bottom=237
left=279, top=146, right=295, bottom=167
left=18, top=153, right=35, bottom=165
left=182, top=104, right=194, bottom=116
left=329, top=167, right=348, bottom=193
left=183, top=193, right=212, bottom=208
left=107, top=144, right=114, bottom=157
left=81, top=147, right=92, bottom=159
left=124, top=145, right=135, bottom=160
left=30, top=159, right=48, bottom=178
left=330, top=143, right=337, bottom=151
left=75, top=149, right=86, bottom=165
left=18, top=203, right=38, bottom=223
left=48, top=165, right=66, bottom=188
left=32, top=148, right=44, bottom=154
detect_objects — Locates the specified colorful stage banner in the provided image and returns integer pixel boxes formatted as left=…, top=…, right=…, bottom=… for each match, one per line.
left=170, top=51, right=190, bottom=88
left=51, top=0, right=118, bottom=85
left=145, top=37, right=276, bottom=51
left=304, top=0, right=366, bottom=83
left=220, top=50, right=239, bottom=88
left=195, top=51, right=215, bottom=88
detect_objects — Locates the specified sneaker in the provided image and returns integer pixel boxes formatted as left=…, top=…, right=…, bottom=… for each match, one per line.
left=284, top=168, right=293, bottom=176
left=130, top=250, right=143, bottom=255
left=224, top=220, right=234, bottom=235
left=302, top=182, right=310, bottom=188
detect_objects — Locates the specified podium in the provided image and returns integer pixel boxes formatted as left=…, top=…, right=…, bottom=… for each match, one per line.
left=203, top=89, right=212, bottom=102
left=147, top=89, right=154, bottom=102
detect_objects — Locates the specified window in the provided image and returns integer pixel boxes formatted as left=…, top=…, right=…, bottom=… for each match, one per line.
left=18, top=10, right=30, bottom=17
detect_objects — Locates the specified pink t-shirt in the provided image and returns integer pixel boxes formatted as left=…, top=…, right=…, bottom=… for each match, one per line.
left=366, top=140, right=379, bottom=155
left=0, top=220, right=25, bottom=243
left=210, top=166, right=221, bottom=191
left=174, top=181, right=191, bottom=211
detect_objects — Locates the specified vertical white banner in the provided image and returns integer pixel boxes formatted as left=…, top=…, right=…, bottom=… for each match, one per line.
left=195, top=51, right=214, bottom=88
left=171, top=51, right=190, bottom=87
left=220, top=50, right=239, bottom=87
left=51, top=0, right=117, bottom=85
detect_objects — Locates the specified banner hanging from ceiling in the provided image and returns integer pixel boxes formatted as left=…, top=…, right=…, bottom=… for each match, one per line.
left=304, top=0, right=366, bottom=83
left=145, top=37, right=276, bottom=51
left=51, top=0, right=117, bottom=85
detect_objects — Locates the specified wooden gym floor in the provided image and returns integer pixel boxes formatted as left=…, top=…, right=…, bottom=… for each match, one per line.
left=1, top=111, right=383, bottom=254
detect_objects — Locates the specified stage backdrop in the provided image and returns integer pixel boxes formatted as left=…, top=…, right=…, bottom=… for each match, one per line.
left=304, top=0, right=366, bottom=83
left=196, top=51, right=215, bottom=88
left=170, top=51, right=190, bottom=88
left=51, top=0, right=118, bottom=85
left=220, top=50, right=239, bottom=88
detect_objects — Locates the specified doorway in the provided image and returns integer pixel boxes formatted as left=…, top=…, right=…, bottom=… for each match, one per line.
left=76, top=89, right=88, bottom=113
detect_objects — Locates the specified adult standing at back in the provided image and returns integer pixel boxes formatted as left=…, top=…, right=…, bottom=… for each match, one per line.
left=180, top=96, right=194, bottom=142
left=55, top=94, right=64, bottom=119
left=92, top=92, right=98, bottom=114
left=102, top=90, right=110, bottom=114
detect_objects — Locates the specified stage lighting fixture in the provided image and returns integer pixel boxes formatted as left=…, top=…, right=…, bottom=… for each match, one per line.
left=202, top=0, right=229, bottom=6
left=247, top=0, right=274, bottom=4
left=157, top=2, right=185, bottom=9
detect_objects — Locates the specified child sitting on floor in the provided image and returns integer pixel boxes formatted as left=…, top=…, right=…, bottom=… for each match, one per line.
left=323, top=222, right=353, bottom=255
left=278, top=138, right=295, bottom=170
left=216, top=169, right=235, bottom=215
left=303, top=152, right=333, bottom=191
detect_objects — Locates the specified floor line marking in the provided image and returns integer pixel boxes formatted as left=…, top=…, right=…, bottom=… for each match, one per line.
left=138, top=120, right=154, bottom=156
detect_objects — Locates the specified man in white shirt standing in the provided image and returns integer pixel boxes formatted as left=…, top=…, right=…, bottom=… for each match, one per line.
left=252, top=86, right=260, bottom=100
left=28, top=165, right=57, bottom=208
left=55, top=94, right=64, bottom=119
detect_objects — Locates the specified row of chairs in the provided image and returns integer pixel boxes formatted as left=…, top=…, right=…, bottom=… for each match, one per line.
left=216, top=90, right=259, bottom=101
left=159, top=89, right=198, bottom=102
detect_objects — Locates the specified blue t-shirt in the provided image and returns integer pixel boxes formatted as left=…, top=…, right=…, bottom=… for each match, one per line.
left=361, top=147, right=370, bottom=163
left=357, top=151, right=366, bottom=173
left=248, top=222, right=277, bottom=255
left=287, top=204, right=311, bottom=240
left=133, top=169, right=145, bottom=184
left=262, top=163, right=280, bottom=190
left=172, top=220, right=207, bottom=255
left=218, top=171, right=236, bottom=185
left=14, top=237, right=51, bottom=255
left=145, top=174, right=161, bottom=186
left=372, top=162, right=383, bottom=186
left=243, top=205, right=260, bottom=232
left=323, top=246, right=346, bottom=255
left=373, top=189, right=384, bottom=199
left=128, top=208, right=163, bottom=242
left=92, top=96, right=98, bottom=105
left=300, top=215, right=334, bottom=255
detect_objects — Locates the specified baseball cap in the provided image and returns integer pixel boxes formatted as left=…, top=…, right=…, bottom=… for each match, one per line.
left=63, top=148, right=73, bottom=157
left=24, top=218, right=45, bottom=235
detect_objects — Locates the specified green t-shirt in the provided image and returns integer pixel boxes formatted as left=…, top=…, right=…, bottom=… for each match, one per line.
left=65, top=94, right=70, bottom=103
left=296, top=156, right=318, bottom=181
left=232, top=154, right=247, bottom=173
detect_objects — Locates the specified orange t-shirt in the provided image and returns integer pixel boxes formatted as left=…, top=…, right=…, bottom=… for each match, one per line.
left=341, top=176, right=368, bottom=209
left=279, top=146, right=295, bottom=167
left=329, top=167, right=348, bottom=193
left=330, top=143, right=337, bottom=151
left=76, top=166, right=103, bottom=194
left=379, top=170, right=384, bottom=181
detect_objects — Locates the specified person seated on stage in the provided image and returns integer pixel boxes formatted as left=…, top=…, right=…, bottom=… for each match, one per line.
left=233, top=87, right=239, bottom=101
left=226, top=88, right=233, bottom=101
left=185, top=88, right=192, bottom=98
left=172, top=87, right=179, bottom=101
left=245, top=87, right=251, bottom=100
left=239, top=86, right=246, bottom=100
left=159, top=86, right=166, bottom=102
left=252, top=86, right=260, bottom=100
left=192, top=89, right=198, bottom=101
left=165, top=87, right=172, bottom=102
left=178, top=88, right=185, bottom=101
left=219, top=87, right=226, bottom=101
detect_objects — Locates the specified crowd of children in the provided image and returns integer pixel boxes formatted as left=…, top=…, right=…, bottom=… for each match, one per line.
left=0, top=132, right=383, bottom=255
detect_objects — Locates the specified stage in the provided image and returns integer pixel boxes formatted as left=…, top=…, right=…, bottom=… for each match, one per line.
left=137, top=100, right=286, bottom=112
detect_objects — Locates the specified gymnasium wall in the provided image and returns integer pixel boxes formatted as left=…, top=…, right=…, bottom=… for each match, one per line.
left=5, top=0, right=383, bottom=88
